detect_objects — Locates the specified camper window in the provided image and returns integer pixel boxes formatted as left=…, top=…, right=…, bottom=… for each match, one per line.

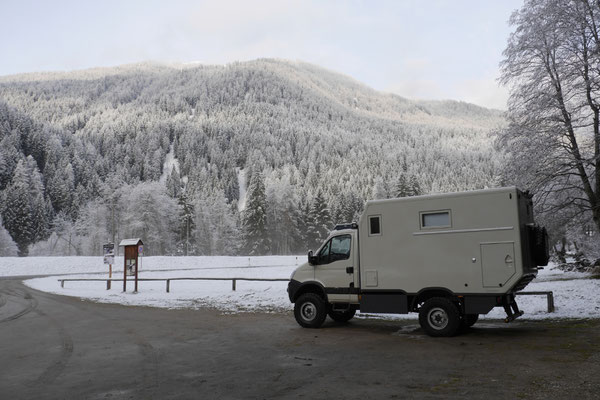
left=369, top=215, right=382, bottom=236
left=421, top=211, right=451, bottom=228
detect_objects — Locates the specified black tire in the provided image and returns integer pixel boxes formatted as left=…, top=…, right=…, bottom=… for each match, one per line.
left=328, top=307, right=356, bottom=323
left=529, top=225, right=550, bottom=266
left=418, top=297, right=461, bottom=337
left=294, top=293, right=327, bottom=328
left=461, top=313, right=479, bottom=328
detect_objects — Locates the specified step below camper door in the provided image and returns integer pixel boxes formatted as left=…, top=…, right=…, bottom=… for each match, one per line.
left=480, top=242, right=516, bottom=288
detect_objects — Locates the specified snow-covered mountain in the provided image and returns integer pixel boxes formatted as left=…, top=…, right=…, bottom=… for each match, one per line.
left=0, top=59, right=505, bottom=256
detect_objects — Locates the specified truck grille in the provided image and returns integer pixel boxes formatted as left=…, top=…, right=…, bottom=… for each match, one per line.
left=513, top=274, right=535, bottom=292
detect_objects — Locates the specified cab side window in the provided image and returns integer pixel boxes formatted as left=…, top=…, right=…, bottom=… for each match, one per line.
left=317, top=235, right=352, bottom=265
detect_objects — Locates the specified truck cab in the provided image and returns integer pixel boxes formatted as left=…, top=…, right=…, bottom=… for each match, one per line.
left=288, top=225, right=360, bottom=327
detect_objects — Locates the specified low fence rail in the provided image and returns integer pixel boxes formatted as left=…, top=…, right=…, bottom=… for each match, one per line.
left=516, top=291, right=555, bottom=312
left=57, top=279, right=555, bottom=313
left=58, top=277, right=289, bottom=292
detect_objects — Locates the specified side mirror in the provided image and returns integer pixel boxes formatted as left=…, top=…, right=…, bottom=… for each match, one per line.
left=308, top=250, right=317, bottom=265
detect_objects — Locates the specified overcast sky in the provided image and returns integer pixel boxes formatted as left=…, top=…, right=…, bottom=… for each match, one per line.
left=0, top=0, right=523, bottom=109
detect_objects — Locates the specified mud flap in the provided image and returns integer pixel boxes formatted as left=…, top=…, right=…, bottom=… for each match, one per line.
left=503, top=296, right=524, bottom=323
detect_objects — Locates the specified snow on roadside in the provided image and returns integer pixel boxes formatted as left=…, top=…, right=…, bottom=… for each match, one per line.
left=1, top=255, right=297, bottom=313
left=483, top=275, right=600, bottom=320
left=0, top=255, right=302, bottom=277
left=26, top=274, right=292, bottom=313
left=1, top=257, right=598, bottom=320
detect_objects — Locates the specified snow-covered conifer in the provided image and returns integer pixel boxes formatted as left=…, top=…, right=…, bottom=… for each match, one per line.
left=242, top=171, right=270, bottom=255
left=0, top=216, right=18, bottom=256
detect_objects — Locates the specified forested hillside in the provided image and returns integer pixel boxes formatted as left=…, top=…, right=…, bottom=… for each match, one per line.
left=0, top=59, right=504, bottom=256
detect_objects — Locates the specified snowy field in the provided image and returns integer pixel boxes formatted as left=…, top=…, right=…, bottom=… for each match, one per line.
left=0, top=256, right=598, bottom=320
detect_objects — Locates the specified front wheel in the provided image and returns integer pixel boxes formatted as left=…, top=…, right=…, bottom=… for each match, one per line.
left=328, top=307, right=356, bottom=323
left=294, top=293, right=327, bottom=328
left=418, top=297, right=461, bottom=337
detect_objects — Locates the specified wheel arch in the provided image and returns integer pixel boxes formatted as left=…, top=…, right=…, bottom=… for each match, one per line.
left=410, top=287, right=456, bottom=311
left=292, top=281, right=327, bottom=303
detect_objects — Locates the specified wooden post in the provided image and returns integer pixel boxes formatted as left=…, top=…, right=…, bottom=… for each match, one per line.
left=134, top=257, right=138, bottom=293
left=61, top=280, right=64, bottom=288
left=548, top=292, right=555, bottom=313
left=166, top=280, right=170, bottom=293
left=107, top=280, right=111, bottom=290
left=232, top=279, right=236, bottom=291
left=123, top=255, right=127, bottom=292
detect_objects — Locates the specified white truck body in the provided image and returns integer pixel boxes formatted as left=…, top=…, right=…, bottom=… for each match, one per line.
left=288, top=187, right=549, bottom=336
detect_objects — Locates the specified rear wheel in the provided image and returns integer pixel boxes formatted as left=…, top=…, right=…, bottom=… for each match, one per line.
left=328, top=307, right=356, bottom=323
left=418, top=297, right=461, bottom=337
left=294, top=293, right=327, bottom=328
left=461, top=313, right=479, bottom=328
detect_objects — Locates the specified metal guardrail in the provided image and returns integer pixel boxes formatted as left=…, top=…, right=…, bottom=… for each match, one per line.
left=58, top=277, right=289, bottom=292
left=516, top=291, right=555, bottom=312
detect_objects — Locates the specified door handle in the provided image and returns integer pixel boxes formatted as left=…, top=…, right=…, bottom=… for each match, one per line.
left=346, top=267, right=354, bottom=274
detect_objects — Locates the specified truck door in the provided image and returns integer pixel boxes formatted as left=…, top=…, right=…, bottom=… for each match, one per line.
left=314, top=234, right=354, bottom=303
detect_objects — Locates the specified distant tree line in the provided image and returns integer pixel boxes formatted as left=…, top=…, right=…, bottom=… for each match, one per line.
left=0, top=60, right=503, bottom=256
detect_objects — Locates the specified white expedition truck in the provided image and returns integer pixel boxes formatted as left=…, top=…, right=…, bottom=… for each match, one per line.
left=287, top=187, right=550, bottom=337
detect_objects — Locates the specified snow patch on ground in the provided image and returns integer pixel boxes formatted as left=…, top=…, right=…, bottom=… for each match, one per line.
left=19, top=256, right=298, bottom=312
left=0, top=257, right=597, bottom=320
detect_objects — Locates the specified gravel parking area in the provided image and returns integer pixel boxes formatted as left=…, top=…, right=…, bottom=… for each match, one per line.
left=1, top=279, right=598, bottom=399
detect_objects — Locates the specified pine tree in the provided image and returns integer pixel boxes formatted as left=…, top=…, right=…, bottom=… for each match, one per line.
left=307, top=190, right=332, bottom=250
left=166, top=166, right=182, bottom=198
left=408, top=175, right=422, bottom=196
left=0, top=216, right=18, bottom=256
left=242, top=172, right=270, bottom=255
left=1, top=157, right=49, bottom=256
left=295, top=198, right=311, bottom=252
left=266, top=177, right=301, bottom=254
left=372, top=177, right=388, bottom=199
left=177, top=191, right=195, bottom=255
left=393, top=174, right=410, bottom=197
left=393, top=174, right=422, bottom=197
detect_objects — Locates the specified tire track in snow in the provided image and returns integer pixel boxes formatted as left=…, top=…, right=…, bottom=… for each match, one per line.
left=0, top=282, right=74, bottom=387
left=126, top=328, right=163, bottom=396
left=0, top=287, right=38, bottom=323
left=33, top=308, right=74, bottom=386
left=33, top=287, right=162, bottom=393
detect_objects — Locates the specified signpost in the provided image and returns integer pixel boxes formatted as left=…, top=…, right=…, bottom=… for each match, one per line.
left=119, top=239, right=143, bottom=293
left=103, top=243, right=114, bottom=289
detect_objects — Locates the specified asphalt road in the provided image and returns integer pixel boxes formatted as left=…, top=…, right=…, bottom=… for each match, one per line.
left=1, top=279, right=598, bottom=400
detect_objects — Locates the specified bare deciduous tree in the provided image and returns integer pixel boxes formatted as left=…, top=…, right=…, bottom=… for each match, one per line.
left=498, top=0, right=600, bottom=234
